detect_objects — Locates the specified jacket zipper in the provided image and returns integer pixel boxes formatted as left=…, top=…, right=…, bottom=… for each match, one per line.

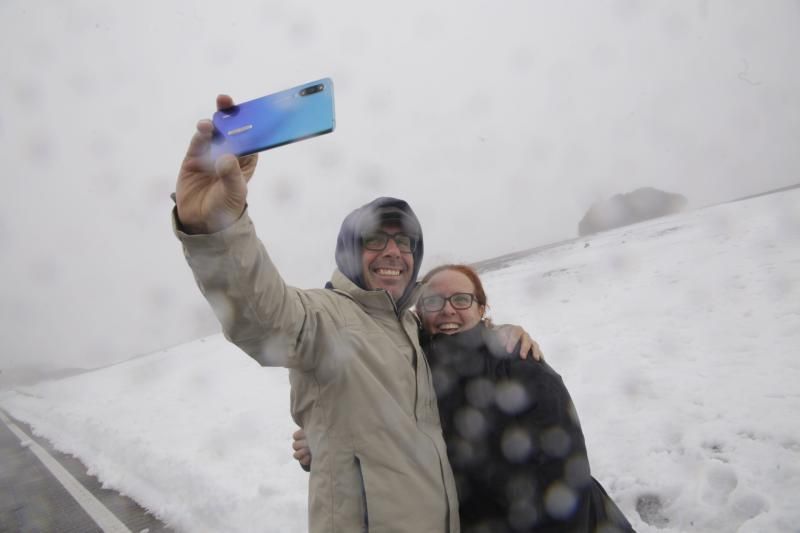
left=380, top=288, right=422, bottom=420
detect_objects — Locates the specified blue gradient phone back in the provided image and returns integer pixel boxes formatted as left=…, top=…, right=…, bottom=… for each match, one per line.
left=210, top=78, right=335, bottom=159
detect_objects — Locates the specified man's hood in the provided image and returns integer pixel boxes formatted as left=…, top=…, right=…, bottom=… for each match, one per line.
left=333, top=196, right=424, bottom=310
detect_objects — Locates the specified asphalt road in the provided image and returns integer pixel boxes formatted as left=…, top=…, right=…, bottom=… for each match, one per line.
left=0, top=410, right=173, bottom=533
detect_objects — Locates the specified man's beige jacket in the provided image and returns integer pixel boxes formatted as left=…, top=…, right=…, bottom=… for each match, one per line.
left=175, top=210, right=460, bottom=532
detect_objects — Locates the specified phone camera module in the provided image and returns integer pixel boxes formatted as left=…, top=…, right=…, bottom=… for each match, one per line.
left=299, top=84, right=324, bottom=97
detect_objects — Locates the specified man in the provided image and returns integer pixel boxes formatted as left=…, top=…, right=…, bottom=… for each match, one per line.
left=173, top=95, right=538, bottom=532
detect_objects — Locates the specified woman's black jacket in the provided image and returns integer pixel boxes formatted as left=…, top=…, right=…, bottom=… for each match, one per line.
left=421, top=323, right=634, bottom=533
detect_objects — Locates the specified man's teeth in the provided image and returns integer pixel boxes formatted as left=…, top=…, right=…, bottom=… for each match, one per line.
left=439, top=324, right=460, bottom=331
left=375, top=268, right=401, bottom=276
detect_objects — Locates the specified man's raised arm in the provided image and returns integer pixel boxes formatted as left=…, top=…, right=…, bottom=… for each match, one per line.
left=172, top=95, right=310, bottom=370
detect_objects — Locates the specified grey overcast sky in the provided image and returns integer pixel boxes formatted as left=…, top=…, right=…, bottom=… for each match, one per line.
left=1, top=0, right=798, bottom=371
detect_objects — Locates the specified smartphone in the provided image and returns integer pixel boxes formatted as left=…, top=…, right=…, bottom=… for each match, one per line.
left=210, top=78, right=335, bottom=159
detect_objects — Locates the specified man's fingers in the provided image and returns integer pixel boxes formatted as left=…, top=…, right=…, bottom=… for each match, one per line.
left=532, top=341, right=544, bottom=361
left=517, top=334, right=533, bottom=358
left=239, top=154, right=258, bottom=181
left=185, top=92, right=234, bottom=160
left=184, top=119, right=214, bottom=159
left=503, top=328, right=518, bottom=353
left=293, top=448, right=309, bottom=460
left=292, top=428, right=311, bottom=466
left=184, top=92, right=234, bottom=160
left=518, top=338, right=544, bottom=361
left=217, top=94, right=235, bottom=111
left=293, top=444, right=312, bottom=466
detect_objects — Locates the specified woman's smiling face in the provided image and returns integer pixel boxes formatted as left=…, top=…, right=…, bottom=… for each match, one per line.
left=419, top=269, right=485, bottom=335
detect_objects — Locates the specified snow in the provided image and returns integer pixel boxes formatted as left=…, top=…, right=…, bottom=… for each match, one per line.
left=2, top=190, right=799, bottom=532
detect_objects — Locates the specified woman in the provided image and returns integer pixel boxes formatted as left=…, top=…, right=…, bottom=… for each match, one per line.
left=294, top=264, right=633, bottom=532
left=416, top=264, right=633, bottom=532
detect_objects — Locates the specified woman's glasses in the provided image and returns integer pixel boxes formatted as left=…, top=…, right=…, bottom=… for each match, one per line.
left=361, top=231, right=417, bottom=253
left=420, top=293, right=476, bottom=312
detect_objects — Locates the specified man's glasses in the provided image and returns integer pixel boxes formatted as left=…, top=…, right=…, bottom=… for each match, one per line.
left=362, top=231, right=417, bottom=254
left=419, top=293, right=476, bottom=312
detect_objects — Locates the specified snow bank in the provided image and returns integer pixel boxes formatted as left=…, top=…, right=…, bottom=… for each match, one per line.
left=3, top=190, right=799, bottom=532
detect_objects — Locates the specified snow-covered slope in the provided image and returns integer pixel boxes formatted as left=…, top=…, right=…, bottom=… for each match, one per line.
left=2, top=190, right=798, bottom=532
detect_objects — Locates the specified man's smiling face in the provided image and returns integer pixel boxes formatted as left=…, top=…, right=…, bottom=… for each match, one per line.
left=361, top=222, right=414, bottom=301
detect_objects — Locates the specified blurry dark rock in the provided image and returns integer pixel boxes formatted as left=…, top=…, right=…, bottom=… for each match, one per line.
left=578, top=187, right=688, bottom=236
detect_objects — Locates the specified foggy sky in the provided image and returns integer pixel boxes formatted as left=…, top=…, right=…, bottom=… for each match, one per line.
left=1, top=0, right=798, bottom=371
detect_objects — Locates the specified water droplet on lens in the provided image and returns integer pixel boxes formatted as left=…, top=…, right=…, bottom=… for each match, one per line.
left=454, top=407, right=487, bottom=440
left=501, top=426, right=533, bottom=463
left=541, top=426, right=571, bottom=458
left=465, top=377, right=495, bottom=408
left=545, top=482, right=578, bottom=519
left=495, top=380, right=530, bottom=414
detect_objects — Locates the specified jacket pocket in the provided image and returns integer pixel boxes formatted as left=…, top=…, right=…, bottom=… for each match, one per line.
left=354, top=456, right=369, bottom=532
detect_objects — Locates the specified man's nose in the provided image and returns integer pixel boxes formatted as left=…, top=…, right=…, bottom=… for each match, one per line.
left=382, top=237, right=403, bottom=256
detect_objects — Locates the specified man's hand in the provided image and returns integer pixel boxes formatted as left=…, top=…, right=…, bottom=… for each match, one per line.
left=495, top=324, right=544, bottom=361
left=175, top=94, right=259, bottom=234
left=292, top=428, right=312, bottom=470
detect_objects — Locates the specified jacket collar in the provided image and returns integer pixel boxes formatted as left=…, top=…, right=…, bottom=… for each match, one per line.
left=422, top=322, right=485, bottom=350
left=422, top=322, right=519, bottom=360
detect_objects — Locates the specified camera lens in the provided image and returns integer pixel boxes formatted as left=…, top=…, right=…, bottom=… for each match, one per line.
left=299, top=84, right=323, bottom=97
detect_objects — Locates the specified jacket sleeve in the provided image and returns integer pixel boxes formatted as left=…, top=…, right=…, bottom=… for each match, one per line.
left=173, top=208, right=313, bottom=370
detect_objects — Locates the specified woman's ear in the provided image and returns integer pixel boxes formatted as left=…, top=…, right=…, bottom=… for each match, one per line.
left=479, top=304, right=494, bottom=328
